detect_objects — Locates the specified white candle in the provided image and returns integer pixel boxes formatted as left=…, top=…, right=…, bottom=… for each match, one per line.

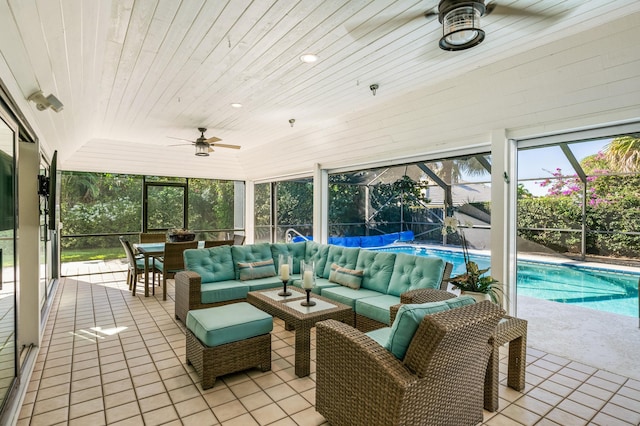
left=302, top=270, right=313, bottom=289
left=280, top=263, right=290, bottom=280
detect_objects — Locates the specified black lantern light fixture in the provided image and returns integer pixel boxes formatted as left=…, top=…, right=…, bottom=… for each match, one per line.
left=438, top=0, right=486, bottom=51
left=195, top=141, right=210, bottom=156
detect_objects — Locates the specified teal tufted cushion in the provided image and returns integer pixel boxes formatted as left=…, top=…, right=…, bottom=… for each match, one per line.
left=271, top=242, right=307, bottom=274
left=385, top=301, right=451, bottom=359
left=231, top=243, right=274, bottom=279
left=386, top=253, right=445, bottom=297
left=320, top=286, right=381, bottom=308
left=184, top=246, right=235, bottom=284
left=305, top=242, right=328, bottom=277
left=355, top=250, right=396, bottom=293
left=322, top=245, right=360, bottom=278
left=186, top=302, right=273, bottom=347
left=354, top=294, right=401, bottom=325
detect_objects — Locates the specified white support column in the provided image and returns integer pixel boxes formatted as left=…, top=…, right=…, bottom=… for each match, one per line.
left=490, top=129, right=517, bottom=315
left=18, top=141, right=41, bottom=346
left=313, top=164, right=328, bottom=244
left=244, top=180, right=254, bottom=244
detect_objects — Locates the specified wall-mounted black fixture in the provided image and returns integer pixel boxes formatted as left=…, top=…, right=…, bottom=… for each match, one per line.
left=38, top=174, right=50, bottom=197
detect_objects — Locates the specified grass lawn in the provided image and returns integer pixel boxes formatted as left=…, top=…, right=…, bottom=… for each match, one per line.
left=61, top=247, right=124, bottom=262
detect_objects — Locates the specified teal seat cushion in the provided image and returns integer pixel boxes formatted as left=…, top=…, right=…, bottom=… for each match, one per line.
left=245, top=276, right=285, bottom=291
left=271, top=242, right=307, bottom=274
left=387, top=253, right=445, bottom=297
left=238, top=259, right=276, bottom=280
left=135, top=257, right=146, bottom=270
left=186, top=302, right=273, bottom=347
left=366, top=327, right=392, bottom=348
left=355, top=250, right=396, bottom=294
left=444, top=295, right=477, bottom=309
left=184, top=246, right=235, bottom=284
left=320, top=286, right=381, bottom=308
left=305, top=241, right=329, bottom=277
left=200, top=280, right=250, bottom=304
left=231, top=243, right=274, bottom=279
left=354, top=295, right=401, bottom=326
left=385, top=301, right=451, bottom=360
left=291, top=277, right=339, bottom=294
left=322, top=245, right=360, bottom=279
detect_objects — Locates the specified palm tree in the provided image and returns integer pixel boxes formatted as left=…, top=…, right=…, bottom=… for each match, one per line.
left=603, top=136, right=640, bottom=173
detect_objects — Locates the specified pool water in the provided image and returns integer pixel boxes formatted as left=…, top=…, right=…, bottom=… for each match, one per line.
left=373, top=246, right=640, bottom=318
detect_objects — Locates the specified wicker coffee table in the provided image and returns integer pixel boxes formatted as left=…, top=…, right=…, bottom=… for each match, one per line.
left=247, top=287, right=353, bottom=377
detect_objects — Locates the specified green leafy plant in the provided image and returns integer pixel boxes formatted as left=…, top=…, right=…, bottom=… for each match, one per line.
left=442, top=217, right=503, bottom=303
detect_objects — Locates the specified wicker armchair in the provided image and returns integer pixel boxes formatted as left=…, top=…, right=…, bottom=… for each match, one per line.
left=316, top=300, right=504, bottom=426
left=154, top=241, right=198, bottom=301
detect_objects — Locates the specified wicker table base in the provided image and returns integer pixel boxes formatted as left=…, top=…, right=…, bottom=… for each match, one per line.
left=484, top=316, right=528, bottom=411
left=247, top=288, right=353, bottom=377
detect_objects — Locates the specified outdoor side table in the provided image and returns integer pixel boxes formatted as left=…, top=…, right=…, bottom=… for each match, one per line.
left=485, top=316, right=528, bottom=412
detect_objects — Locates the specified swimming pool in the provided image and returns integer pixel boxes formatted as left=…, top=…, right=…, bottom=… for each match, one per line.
left=373, top=246, right=640, bottom=318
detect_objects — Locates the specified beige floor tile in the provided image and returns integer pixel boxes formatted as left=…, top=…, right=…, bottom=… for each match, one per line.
left=104, top=388, right=136, bottom=409
left=175, top=395, right=210, bottom=418
left=105, top=401, right=141, bottom=424
left=204, top=387, right=238, bottom=408
left=68, top=410, right=106, bottom=426
left=30, top=406, right=69, bottom=426
left=556, top=398, right=597, bottom=420
left=251, top=402, right=287, bottom=425
left=264, top=383, right=297, bottom=402
left=289, top=406, right=327, bottom=426
left=138, top=391, right=172, bottom=413
left=221, top=412, right=259, bottom=426
left=230, top=379, right=261, bottom=398
left=69, top=396, right=104, bottom=419
left=240, top=391, right=273, bottom=411
left=277, top=394, right=312, bottom=415
left=600, top=402, right=640, bottom=424
left=134, top=381, right=167, bottom=399
left=32, top=394, right=69, bottom=417
left=142, top=405, right=180, bottom=426
left=545, top=407, right=590, bottom=426
left=212, top=400, right=248, bottom=423
left=168, top=383, right=201, bottom=403
left=180, top=409, right=220, bottom=426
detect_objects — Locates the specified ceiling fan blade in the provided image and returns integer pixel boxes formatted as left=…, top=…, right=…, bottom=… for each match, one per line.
left=485, top=3, right=557, bottom=18
left=208, top=146, right=214, bottom=153
left=167, top=136, right=196, bottom=143
left=211, top=143, right=241, bottom=150
left=204, top=136, right=221, bottom=143
left=168, top=143, right=193, bottom=147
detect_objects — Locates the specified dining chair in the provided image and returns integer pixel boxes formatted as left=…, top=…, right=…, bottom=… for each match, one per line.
left=204, top=239, right=233, bottom=248
left=119, top=236, right=147, bottom=296
left=233, top=234, right=246, bottom=245
left=154, top=241, right=198, bottom=301
left=139, top=232, right=166, bottom=243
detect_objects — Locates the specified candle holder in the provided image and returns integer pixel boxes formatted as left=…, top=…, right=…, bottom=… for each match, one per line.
left=300, top=288, right=316, bottom=306
left=278, top=254, right=293, bottom=296
left=300, top=260, right=316, bottom=306
left=278, top=279, right=292, bottom=297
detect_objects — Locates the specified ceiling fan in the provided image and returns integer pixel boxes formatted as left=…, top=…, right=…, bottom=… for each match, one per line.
left=168, top=128, right=240, bottom=157
left=348, top=1, right=558, bottom=52
left=426, top=0, right=555, bottom=51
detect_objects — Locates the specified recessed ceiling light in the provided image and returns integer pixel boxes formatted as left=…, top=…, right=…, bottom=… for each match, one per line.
left=299, top=53, right=318, bottom=63
left=231, top=103, right=243, bottom=108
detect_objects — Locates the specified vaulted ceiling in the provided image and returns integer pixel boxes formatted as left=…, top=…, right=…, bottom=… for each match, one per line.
left=1, top=0, right=639, bottom=181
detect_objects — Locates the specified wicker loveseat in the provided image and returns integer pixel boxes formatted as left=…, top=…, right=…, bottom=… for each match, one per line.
left=174, top=241, right=452, bottom=328
left=316, top=300, right=505, bottom=426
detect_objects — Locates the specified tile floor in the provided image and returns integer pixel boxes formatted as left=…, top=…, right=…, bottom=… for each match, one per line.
left=16, top=266, right=640, bottom=425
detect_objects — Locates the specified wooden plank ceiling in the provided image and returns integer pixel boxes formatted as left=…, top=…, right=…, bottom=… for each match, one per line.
left=1, top=0, right=638, bottom=180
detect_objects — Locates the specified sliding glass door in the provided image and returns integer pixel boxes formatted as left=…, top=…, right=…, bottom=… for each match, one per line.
left=0, top=114, right=17, bottom=411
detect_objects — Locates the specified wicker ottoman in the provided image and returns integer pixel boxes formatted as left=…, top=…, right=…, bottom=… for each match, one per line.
left=185, top=302, right=273, bottom=389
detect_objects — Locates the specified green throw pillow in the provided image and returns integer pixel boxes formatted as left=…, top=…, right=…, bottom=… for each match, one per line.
left=328, top=263, right=364, bottom=289
left=238, top=259, right=276, bottom=281
left=385, top=302, right=451, bottom=360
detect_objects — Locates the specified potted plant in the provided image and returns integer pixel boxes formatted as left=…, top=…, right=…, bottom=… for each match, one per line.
left=168, top=228, right=196, bottom=242
left=442, top=217, right=503, bottom=304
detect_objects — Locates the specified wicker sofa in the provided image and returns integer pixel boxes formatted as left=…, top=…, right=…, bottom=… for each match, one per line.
left=174, top=241, right=452, bottom=329
left=316, top=300, right=505, bottom=426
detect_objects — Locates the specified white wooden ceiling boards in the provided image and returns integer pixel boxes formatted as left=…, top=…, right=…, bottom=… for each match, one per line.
left=1, top=0, right=639, bottom=180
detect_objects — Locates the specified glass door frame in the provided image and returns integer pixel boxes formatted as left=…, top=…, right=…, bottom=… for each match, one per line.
left=142, top=179, right=189, bottom=232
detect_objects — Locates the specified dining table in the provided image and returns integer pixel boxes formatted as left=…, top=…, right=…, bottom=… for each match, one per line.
left=133, top=241, right=204, bottom=297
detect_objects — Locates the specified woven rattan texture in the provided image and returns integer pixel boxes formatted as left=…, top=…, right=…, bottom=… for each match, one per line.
left=186, top=329, right=271, bottom=390
left=316, top=300, right=504, bottom=426
left=247, top=288, right=353, bottom=377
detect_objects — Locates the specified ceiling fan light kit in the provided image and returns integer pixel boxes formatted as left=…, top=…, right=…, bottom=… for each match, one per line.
left=195, top=141, right=210, bottom=156
left=438, top=0, right=486, bottom=51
